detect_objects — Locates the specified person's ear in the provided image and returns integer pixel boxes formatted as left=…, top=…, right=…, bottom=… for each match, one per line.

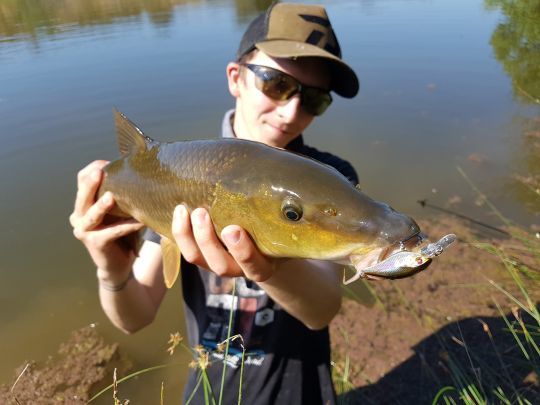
left=226, top=62, right=241, bottom=98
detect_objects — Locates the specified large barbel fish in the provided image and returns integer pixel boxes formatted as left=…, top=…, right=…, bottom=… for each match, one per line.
left=100, top=110, right=449, bottom=288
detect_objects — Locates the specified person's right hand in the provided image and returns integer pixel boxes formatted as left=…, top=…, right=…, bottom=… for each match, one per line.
left=69, top=160, right=144, bottom=282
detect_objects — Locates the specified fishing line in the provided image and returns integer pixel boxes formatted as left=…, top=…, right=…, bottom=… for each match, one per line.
left=417, top=199, right=510, bottom=236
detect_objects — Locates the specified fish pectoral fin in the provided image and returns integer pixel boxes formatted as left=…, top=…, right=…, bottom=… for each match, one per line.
left=342, top=265, right=364, bottom=285
left=160, top=237, right=181, bottom=288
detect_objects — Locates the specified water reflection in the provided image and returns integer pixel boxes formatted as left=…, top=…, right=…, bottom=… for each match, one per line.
left=233, top=0, right=273, bottom=22
left=486, top=0, right=540, bottom=214
left=0, top=0, right=277, bottom=43
left=0, top=0, right=195, bottom=41
left=486, top=0, right=540, bottom=104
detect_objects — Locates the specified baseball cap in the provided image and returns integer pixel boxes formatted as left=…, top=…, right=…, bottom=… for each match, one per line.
left=237, top=2, right=359, bottom=98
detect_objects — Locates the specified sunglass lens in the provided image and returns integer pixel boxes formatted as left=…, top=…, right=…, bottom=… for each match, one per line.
left=257, top=70, right=298, bottom=101
left=301, top=88, right=332, bottom=116
left=248, top=64, right=332, bottom=116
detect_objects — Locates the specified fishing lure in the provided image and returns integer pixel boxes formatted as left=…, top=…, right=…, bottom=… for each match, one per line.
left=344, top=234, right=457, bottom=284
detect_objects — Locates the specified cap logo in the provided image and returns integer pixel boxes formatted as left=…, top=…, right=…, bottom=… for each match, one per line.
left=299, top=13, right=340, bottom=56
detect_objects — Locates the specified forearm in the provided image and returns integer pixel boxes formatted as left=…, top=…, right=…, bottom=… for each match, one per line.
left=258, top=259, right=342, bottom=330
left=98, top=276, right=158, bottom=333
left=97, top=241, right=166, bottom=334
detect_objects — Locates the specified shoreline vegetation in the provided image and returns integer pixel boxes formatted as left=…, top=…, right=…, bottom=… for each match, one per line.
left=2, top=212, right=538, bottom=404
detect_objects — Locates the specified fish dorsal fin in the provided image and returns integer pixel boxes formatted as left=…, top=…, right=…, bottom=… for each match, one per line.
left=160, top=237, right=181, bottom=288
left=113, top=108, right=154, bottom=156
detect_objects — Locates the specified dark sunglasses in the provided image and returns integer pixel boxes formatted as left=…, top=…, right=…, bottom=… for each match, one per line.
left=241, top=63, right=332, bottom=116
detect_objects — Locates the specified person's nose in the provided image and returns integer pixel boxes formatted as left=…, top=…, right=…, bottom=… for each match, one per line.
left=276, top=93, right=303, bottom=123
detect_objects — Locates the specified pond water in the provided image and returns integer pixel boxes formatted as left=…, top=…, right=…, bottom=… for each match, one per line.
left=0, top=0, right=538, bottom=402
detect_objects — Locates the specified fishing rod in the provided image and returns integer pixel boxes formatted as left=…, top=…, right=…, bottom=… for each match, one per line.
left=417, top=199, right=510, bottom=236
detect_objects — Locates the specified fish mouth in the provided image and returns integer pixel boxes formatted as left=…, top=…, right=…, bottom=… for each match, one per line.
left=349, top=232, right=427, bottom=270
left=379, top=232, right=427, bottom=261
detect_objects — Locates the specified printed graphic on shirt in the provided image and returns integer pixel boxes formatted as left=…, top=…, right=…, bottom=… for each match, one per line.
left=201, top=275, right=272, bottom=368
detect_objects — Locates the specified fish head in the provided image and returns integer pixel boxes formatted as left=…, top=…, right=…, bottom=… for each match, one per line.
left=230, top=153, right=421, bottom=265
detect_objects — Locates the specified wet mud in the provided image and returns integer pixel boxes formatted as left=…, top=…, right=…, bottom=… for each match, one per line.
left=0, top=326, right=131, bottom=404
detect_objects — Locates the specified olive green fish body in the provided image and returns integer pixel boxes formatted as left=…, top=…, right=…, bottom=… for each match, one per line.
left=102, top=139, right=238, bottom=240
left=100, top=110, right=423, bottom=287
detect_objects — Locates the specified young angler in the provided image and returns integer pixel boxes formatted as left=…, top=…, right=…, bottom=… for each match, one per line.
left=70, top=3, right=360, bottom=403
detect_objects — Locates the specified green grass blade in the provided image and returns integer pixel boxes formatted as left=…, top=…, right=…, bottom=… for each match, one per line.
left=516, top=315, right=540, bottom=357
left=237, top=342, right=246, bottom=405
left=185, top=371, right=204, bottom=405
left=492, top=386, right=511, bottom=404
left=488, top=279, right=536, bottom=319
left=202, top=369, right=217, bottom=405
left=495, top=301, right=530, bottom=360
left=432, top=386, right=456, bottom=404
left=457, top=166, right=511, bottom=229
left=218, top=281, right=236, bottom=405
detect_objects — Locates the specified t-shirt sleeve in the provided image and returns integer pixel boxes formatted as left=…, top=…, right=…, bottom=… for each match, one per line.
left=297, top=145, right=359, bottom=185
left=143, top=227, right=161, bottom=244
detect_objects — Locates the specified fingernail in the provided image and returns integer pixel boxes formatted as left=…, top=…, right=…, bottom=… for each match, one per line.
left=174, top=205, right=186, bottom=219
left=102, top=192, right=113, bottom=204
left=192, top=208, right=207, bottom=225
left=223, top=227, right=241, bottom=245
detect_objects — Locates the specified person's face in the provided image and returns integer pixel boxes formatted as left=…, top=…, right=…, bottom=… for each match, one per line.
left=226, top=51, right=331, bottom=148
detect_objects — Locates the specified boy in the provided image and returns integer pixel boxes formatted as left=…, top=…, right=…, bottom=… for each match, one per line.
left=70, top=3, right=359, bottom=403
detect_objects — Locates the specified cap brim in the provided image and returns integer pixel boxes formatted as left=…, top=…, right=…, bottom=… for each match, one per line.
left=256, top=40, right=359, bottom=98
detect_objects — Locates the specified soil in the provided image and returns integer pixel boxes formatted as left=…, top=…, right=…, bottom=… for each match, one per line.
left=1, top=215, right=538, bottom=404
left=0, top=326, right=131, bottom=404
left=330, top=215, right=540, bottom=404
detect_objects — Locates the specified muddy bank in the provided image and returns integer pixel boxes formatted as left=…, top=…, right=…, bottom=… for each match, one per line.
left=0, top=326, right=131, bottom=404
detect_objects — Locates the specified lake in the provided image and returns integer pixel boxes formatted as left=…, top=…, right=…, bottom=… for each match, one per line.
left=0, top=0, right=538, bottom=402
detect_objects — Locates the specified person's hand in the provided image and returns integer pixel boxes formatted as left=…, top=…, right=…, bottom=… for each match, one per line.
left=172, top=205, right=279, bottom=282
left=69, top=160, right=144, bottom=282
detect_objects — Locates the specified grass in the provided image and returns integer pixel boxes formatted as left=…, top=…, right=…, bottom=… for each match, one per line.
left=88, top=281, right=245, bottom=405
left=332, top=327, right=355, bottom=400
left=431, top=169, right=540, bottom=404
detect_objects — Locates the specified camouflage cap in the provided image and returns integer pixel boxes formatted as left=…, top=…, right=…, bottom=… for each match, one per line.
left=237, top=2, right=359, bottom=98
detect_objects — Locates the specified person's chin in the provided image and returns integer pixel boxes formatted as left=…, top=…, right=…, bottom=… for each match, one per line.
left=263, top=124, right=293, bottom=146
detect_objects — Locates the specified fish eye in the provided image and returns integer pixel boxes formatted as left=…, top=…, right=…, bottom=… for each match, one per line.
left=281, top=199, right=303, bottom=222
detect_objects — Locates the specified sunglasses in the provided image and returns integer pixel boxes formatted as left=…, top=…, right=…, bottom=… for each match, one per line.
left=241, top=63, right=332, bottom=116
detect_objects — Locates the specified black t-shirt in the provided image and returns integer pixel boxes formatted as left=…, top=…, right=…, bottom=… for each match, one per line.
left=145, top=134, right=358, bottom=405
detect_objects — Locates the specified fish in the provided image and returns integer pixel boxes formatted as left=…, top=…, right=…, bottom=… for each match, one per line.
left=99, top=109, right=447, bottom=288
left=345, top=234, right=457, bottom=284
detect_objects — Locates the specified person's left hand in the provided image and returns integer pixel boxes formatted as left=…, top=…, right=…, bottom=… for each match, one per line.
left=171, top=205, right=279, bottom=282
